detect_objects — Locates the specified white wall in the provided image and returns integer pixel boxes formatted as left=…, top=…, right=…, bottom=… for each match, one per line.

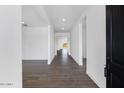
left=82, top=16, right=87, bottom=58
left=22, top=27, right=48, bottom=60
left=48, top=25, right=55, bottom=64
left=85, top=6, right=106, bottom=88
left=0, top=6, right=22, bottom=87
left=70, top=6, right=106, bottom=88
left=22, top=6, right=49, bottom=27
left=70, top=21, right=83, bottom=65
left=22, top=5, right=55, bottom=64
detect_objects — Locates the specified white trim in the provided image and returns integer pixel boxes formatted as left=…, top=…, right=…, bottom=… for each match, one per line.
left=70, top=54, right=83, bottom=66
left=79, top=24, right=83, bottom=66
left=48, top=25, right=51, bottom=64
left=86, top=71, right=101, bottom=88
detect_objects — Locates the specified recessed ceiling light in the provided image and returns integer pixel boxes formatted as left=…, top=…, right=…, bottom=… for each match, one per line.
left=61, top=28, right=65, bottom=30
left=62, top=18, right=66, bottom=22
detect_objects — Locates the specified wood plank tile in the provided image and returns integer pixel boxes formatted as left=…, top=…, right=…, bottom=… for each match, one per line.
left=23, top=52, right=98, bottom=88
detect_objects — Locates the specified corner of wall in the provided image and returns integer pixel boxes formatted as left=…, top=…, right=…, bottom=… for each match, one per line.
left=86, top=70, right=106, bottom=88
left=79, top=61, right=83, bottom=66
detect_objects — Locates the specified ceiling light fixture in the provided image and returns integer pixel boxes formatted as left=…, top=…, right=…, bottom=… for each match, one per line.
left=62, top=18, right=66, bottom=22
left=61, top=28, right=65, bottom=30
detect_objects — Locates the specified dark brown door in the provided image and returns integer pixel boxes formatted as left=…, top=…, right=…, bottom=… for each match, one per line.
left=106, top=5, right=124, bottom=88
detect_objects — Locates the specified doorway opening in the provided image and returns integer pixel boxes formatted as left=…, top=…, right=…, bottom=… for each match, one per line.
left=56, top=37, right=69, bottom=55
left=55, top=32, right=70, bottom=56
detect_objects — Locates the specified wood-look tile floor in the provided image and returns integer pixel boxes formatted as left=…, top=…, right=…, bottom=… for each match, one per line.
left=23, top=52, right=98, bottom=88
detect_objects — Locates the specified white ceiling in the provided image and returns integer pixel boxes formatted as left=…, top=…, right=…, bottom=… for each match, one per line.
left=22, top=5, right=88, bottom=31
left=43, top=5, right=88, bottom=32
left=22, top=5, right=49, bottom=27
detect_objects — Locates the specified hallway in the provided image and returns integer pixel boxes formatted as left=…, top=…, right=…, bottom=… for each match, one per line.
left=0, top=5, right=110, bottom=88
left=23, top=51, right=98, bottom=88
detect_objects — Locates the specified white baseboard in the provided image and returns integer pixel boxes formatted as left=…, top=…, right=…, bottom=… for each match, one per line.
left=47, top=62, right=51, bottom=65
left=48, top=55, right=56, bottom=65
left=70, top=55, right=83, bottom=66
left=79, top=61, right=83, bottom=66
left=86, top=71, right=101, bottom=88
